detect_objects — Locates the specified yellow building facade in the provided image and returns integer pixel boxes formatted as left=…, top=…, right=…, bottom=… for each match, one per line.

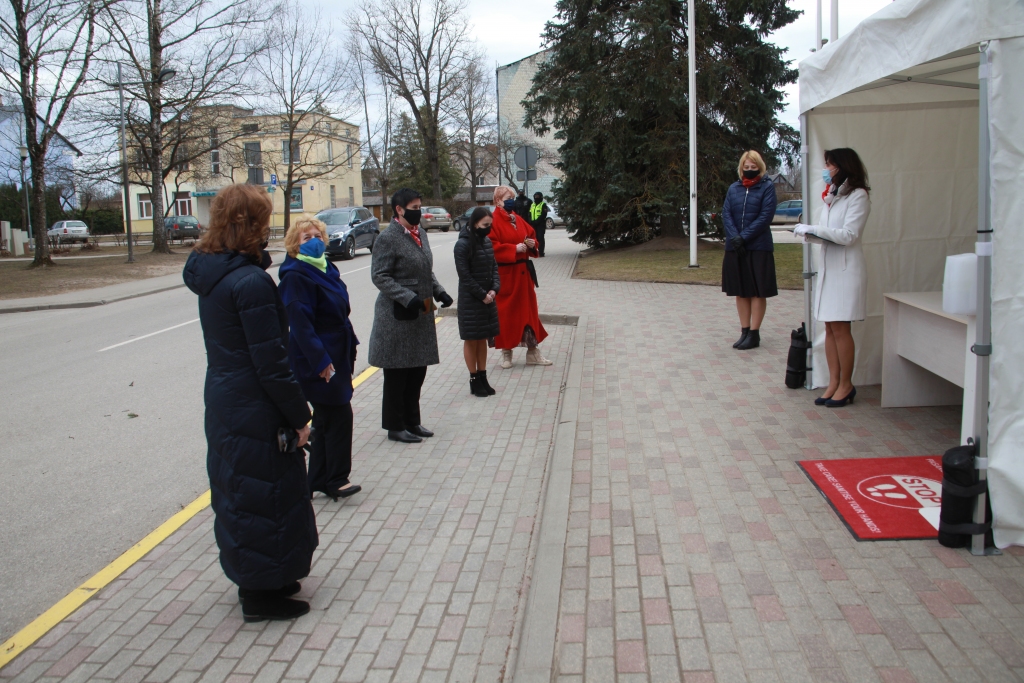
left=127, top=106, right=363, bottom=233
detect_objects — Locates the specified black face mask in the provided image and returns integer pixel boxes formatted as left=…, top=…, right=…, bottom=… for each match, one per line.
left=402, top=208, right=422, bottom=226
left=742, top=169, right=760, bottom=180
left=475, top=225, right=492, bottom=237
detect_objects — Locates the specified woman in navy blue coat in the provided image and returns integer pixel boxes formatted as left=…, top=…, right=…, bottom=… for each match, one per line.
left=183, top=184, right=316, bottom=623
left=278, top=218, right=361, bottom=502
left=721, top=150, right=779, bottom=350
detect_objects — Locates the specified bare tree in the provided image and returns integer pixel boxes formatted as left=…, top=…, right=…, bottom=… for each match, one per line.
left=351, top=38, right=396, bottom=222
left=353, top=0, right=470, bottom=200
left=252, top=1, right=358, bottom=230
left=0, top=0, right=103, bottom=266
left=494, top=117, right=528, bottom=192
left=102, top=0, right=269, bottom=253
left=448, top=54, right=494, bottom=192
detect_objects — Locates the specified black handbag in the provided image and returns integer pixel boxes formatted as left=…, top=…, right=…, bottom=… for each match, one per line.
left=393, top=299, right=420, bottom=321
left=785, top=323, right=810, bottom=389
left=526, top=260, right=539, bottom=288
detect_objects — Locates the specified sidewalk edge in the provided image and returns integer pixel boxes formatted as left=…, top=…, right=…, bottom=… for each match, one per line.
left=511, top=314, right=587, bottom=683
left=0, top=284, right=186, bottom=315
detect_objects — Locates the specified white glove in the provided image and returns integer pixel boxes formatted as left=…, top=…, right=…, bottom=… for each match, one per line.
left=792, top=224, right=809, bottom=237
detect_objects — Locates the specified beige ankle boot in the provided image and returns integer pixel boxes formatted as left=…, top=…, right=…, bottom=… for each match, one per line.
left=500, top=349, right=513, bottom=369
left=526, top=347, right=553, bottom=366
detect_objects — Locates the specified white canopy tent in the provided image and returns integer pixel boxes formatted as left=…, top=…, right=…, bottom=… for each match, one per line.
left=797, top=0, right=1024, bottom=548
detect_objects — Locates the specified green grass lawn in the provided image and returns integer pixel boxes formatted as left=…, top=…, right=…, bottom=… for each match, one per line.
left=574, top=240, right=803, bottom=290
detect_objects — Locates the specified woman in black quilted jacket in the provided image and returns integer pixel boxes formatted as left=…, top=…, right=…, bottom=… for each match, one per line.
left=454, top=207, right=501, bottom=397
left=183, top=184, right=316, bottom=624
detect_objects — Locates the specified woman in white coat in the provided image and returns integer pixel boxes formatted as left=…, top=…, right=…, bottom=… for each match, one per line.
left=794, top=148, right=871, bottom=408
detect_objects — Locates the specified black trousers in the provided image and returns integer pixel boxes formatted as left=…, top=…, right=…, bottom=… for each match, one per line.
left=308, top=401, right=353, bottom=493
left=534, top=224, right=546, bottom=256
left=382, top=366, right=427, bottom=431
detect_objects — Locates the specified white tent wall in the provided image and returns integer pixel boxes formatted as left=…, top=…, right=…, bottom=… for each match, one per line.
left=984, top=38, right=1024, bottom=548
left=805, top=100, right=978, bottom=388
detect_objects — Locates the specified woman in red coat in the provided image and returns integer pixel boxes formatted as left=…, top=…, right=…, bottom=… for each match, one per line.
left=490, top=186, right=552, bottom=369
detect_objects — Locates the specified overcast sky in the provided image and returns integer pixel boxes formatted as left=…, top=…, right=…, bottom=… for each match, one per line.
left=334, top=0, right=895, bottom=127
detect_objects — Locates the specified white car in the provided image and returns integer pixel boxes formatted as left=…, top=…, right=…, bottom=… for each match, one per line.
left=47, top=220, right=90, bottom=244
left=545, top=204, right=565, bottom=230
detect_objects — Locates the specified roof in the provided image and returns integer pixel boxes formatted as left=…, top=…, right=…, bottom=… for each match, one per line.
left=0, top=105, right=82, bottom=156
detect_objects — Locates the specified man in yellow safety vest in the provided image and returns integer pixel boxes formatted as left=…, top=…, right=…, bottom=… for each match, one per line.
left=529, top=192, right=549, bottom=257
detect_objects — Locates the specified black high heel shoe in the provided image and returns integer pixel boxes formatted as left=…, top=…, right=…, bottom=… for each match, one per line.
left=825, top=386, right=856, bottom=408
left=814, top=392, right=835, bottom=406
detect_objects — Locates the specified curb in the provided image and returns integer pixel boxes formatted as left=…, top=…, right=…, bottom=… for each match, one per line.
left=512, top=314, right=587, bottom=683
left=0, top=284, right=187, bottom=314
left=437, top=307, right=579, bottom=327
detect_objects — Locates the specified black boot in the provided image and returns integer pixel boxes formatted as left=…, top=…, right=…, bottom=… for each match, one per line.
left=732, top=327, right=750, bottom=348
left=736, top=328, right=760, bottom=350
left=240, top=593, right=310, bottom=623
left=469, top=372, right=479, bottom=395
left=239, top=582, right=300, bottom=600
left=479, top=370, right=496, bottom=395
left=471, top=372, right=489, bottom=397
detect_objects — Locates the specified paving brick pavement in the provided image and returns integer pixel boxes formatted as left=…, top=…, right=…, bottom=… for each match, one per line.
left=4, top=231, right=1024, bottom=683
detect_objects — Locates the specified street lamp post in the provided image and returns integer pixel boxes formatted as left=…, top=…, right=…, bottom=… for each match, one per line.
left=18, top=145, right=32, bottom=243
left=117, top=64, right=176, bottom=263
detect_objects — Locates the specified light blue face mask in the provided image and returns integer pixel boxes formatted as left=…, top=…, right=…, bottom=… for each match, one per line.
left=822, top=168, right=833, bottom=184
left=299, top=237, right=325, bottom=258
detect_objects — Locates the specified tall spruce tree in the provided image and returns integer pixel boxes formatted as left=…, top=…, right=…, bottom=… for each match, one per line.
left=388, top=112, right=463, bottom=201
left=523, top=0, right=800, bottom=247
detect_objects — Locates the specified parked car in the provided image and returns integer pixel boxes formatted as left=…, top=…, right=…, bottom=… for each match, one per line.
left=47, top=220, right=90, bottom=244
left=545, top=204, right=566, bottom=230
left=452, top=205, right=496, bottom=232
left=773, top=199, right=803, bottom=224
left=421, top=206, right=452, bottom=232
left=316, top=206, right=380, bottom=260
left=164, top=215, right=202, bottom=241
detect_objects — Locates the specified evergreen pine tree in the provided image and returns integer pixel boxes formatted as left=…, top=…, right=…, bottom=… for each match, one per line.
left=388, top=111, right=464, bottom=202
left=523, top=0, right=800, bottom=247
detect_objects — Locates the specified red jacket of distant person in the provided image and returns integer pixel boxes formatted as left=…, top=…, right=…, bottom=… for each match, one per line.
left=489, top=205, right=548, bottom=350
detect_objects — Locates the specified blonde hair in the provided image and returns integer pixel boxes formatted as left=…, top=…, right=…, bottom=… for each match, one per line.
left=737, top=150, right=767, bottom=179
left=285, top=218, right=328, bottom=257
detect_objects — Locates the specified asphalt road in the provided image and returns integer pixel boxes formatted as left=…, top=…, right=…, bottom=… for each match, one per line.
left=0, top=229, right=463, bottom=641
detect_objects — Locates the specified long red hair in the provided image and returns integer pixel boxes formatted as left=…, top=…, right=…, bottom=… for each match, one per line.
left=195, top=184, right=272, bottom=257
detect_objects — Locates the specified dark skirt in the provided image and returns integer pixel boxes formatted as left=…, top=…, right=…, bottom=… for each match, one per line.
left=722, top=250, right=778, bottom=298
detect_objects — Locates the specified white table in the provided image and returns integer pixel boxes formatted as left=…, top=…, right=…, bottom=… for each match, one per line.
left=882, top=292, right=976, bottom=445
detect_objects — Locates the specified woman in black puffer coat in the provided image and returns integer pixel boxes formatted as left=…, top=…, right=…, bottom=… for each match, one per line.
left=182, top=184, right=317, bottom=624
left=454, top=207, right=501, bottom=397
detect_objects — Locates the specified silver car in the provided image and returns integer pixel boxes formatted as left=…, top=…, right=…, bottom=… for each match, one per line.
left=47, top=220, right=90, bottom=244
left=545, top=204, right=565, bottom=230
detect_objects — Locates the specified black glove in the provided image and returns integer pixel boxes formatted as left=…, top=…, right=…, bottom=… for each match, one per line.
left=438, top=292, right=454, bottom=308
left=730, top=236, right=745, bottom=251
left=405, top=299, right=423, bottom=314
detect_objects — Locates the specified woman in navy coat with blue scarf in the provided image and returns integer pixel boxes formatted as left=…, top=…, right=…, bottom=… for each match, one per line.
left=278, top=218, right=361, bottom=502
left=721, top=150, right=779, bottom=350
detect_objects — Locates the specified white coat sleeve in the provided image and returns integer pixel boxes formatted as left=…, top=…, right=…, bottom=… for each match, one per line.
left=813, top=190, right=870, bottom=246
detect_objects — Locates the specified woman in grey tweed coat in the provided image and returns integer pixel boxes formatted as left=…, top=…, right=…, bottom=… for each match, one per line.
left=368, top=188, right=453, bottom=443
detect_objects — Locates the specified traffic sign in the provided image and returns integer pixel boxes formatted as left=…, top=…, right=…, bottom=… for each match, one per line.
left=514, top=145, right=540, bottom=170
left=270, top=174, right=278, bottom=186
left=516, top=170, right=537, bottom=181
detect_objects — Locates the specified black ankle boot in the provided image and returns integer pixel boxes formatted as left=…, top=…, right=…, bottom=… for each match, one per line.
left=479, top=370, right=496, bottom=395
left=733, top=327, right=750, bottom=348
left=736, top=329, right=760, bottom=350
left=469, top=372, right=479, bottom=395
left=240, top=593, right=310, bottom=623
left=471, top=372, right=489, bottom=397
left=238, top=582, right=300, bottom=600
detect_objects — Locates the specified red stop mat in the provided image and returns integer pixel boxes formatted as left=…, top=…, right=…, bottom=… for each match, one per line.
left=798, top=456, right=944, bottom=541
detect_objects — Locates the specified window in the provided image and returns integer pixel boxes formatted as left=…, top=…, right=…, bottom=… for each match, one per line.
left=346, top=144, right=353, bottom=168
left=241, top=123, right=259, bottom=134
left=330, top=185, right=336, bottom=208
left=210, top=128, right=220, bottom=175
left=290, top=186, right=303, bottom=210
left=138, top=193, right=153, bottom=219
left=282, top=139, right=300, bottom=164
left=174, top=192, right=192, bottom=216
left=320, top=121, right=332, bottom=134
left=326, top=141, right=333, bottom=164
left=476, top=175, right=485, bottom=186
left=348, top=187, right=354, bottom=207
left=280, top=119, right=290, bottom=132
left=244, top=142, right=263, bottom=184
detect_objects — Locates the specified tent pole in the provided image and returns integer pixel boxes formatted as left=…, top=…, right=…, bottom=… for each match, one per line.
left=829, top=0, right=838, bottom=43
left=687, top=0, right=698, bottom=267
left=816, top=0, right=822, bottom=50
left=800, top=113, right=814, bottom=390
left=971, top=42, right=997, bottom=556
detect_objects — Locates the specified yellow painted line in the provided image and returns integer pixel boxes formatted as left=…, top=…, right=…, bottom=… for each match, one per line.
left=0, top=317, right=444, bottom=671
left=0, top=490, right=212, bottom=670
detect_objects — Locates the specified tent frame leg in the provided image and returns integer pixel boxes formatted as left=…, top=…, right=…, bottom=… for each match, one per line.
left=972, top=42, right=999, bottom=556
left=800, top=114, right=815, bottom=390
